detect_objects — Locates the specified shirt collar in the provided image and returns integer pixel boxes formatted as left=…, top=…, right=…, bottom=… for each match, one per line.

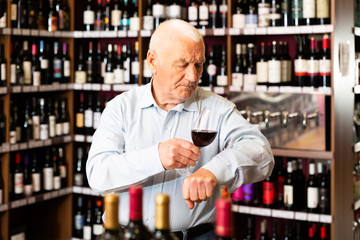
left=139, top=81, right=200, bottom=113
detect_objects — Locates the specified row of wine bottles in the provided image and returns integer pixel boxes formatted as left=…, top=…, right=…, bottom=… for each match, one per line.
left=8, top=40, right=71, bottom=86
left=241, top=217, right=329, bottom=240
left=9, top=146, right=67, bottom=200
left=232, top=157, right=331, bottom=214
left=0, top=0, right=70, bottom=31
left=9, top=96, right=70, bottom=144
left=82, top=0, right=331, bottom=32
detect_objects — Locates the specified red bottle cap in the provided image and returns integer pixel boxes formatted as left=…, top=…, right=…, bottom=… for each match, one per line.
left=215, top=198, right=232, bottom=237
left=129, top=185, right=143, bottom=220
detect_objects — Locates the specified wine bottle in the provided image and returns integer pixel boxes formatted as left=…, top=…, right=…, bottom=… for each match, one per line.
left=24, top=156, right=34, bottom=198
left=318, top=162, right=330, bottom=214
left=97, top=193, right=125, bottom=240
left=154, top=194, right=178, bottom=240
left=0, top=44, right=6, bottom=86
left=206, top=44, right=217, bottom=87
left=104, top=43, right=114, bottom=84
left=242, top=183, right=256, bottom=206
left=306, top=37, right=319, bottom=87
left=37, top=0, right=46, bottom=30
left=283, top=221, right=293, bottom=240
left=96, top=42, right=103, bottom=83
left=293, top=36, right=307, bottom=87
left=215, top=198, right=232, bottom=240
left=262, top=165, right=277, bottom=208
left=123, top=43, right=131, bottom=84
left=284, top=160, right=295, bottom=210
left=74, top=196, right=85, bottom=238
left=11, top=0, right=18, bottom=28
left=48, top=0, right=58, bottom=31
left=93, top=94, right=102, bottom=132
left=62, top=42, right=71, bottom=83
left=39, top=40, right=50, bottom=85
left=260, top=219, right=268, bottom=240
left=291, top=0, right=303, bottom=26
left=31, top=152, right=41, bottom=194
left=14, top=153, right=24, bottom=199
left=95, top=0, right=104, bottom=31
left=93, top=199, right=104, bottom=238
left=281, top=0, right=291, bottom=26
left=57, top=0, right=70, bottom=30
left=121, top=0, right=130, bottom=30
left=0, top=99, right=5, bottom=144
left=319, top=34, right=331, bottom=87
left=295, top=158, right=306, bottom=210
left=83, top=200, right=93, bottom=240
left=60, top=98, right=70, bottom=135
left=39, top=98, right=49, bottom=140
left=27, top=0, right=37, bottom=29
left=270, top=220, right=279, bottom=240
left=244, top=43, right=257, bottom=88
left=124, top=185, right=155, bottom=239
left=22, top=98, right=33, bottom=142
left=84, top=0, right=95, bottom=31
left=131, top=41, right=140, bottom=84
left=114, top=44, right=124, bottom=84
left=18, top=0, right=28, bottom=28
left=43, top=148, right=54, bottom=191
left=232, top=43, right=244, bottom=87
left=74, top=146, right=84, bottom=186
left=257, top=42, right=268, bottom=86
left=307, top=160, right=319, bottom=213
left=316, top=0, right=330, bottom=24
left=85, top=41, right=94, bottom=83
left=216, top=45, right=227, bottom=87
left=209, top=0, right=217, bottom=29
left=233, top=0, right=245, bottom=29
left=31, top=43, right=41, bottom=86
left=279, top=41, right=292, bottom=86
left=277, top=157, right=286, bottom=208
left=245, top=0, right=258, bottom=28
left=303, top=0, right=316, bottom=25
left=129, top=0, right=139, bottom=31
left=47, top=97, right=56, bottom=138
left=103, top=0, right=111, bottom=31
left=188, top=0, right=198, bottom=28
left=143, top=0, right=154, bottom=30
left=75, top=45, right=86, bottom=84
left=111, top=0, right=121, bottom=31
left=231, top=186, right=243, bottom=204
left=53, top=41, right=62, bottom=84
left=10, top=43, right=18, bottom=86
left=153, top=0, right=165, bottom=29
left=268, top=41, right=281, bottom=86
left=22, top=41, right=32, bottom=85
left=58, top=146, right=67, bottom=188
left=84, top=94, right=94, bottom=135
left=269, top=0, right=281, bottom=27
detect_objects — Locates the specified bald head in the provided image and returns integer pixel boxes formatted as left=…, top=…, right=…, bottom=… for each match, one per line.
left=149, top=19, right=204, bottom=60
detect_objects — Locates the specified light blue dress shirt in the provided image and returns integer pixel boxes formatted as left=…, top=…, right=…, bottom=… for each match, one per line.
left=86, top=82, right=274, bottom=231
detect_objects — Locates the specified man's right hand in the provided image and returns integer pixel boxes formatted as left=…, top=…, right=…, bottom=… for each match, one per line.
left=158, top=138, right=201, bottom=170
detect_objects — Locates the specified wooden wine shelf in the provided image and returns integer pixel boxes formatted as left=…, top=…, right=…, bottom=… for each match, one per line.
left=272, top=148, right=333, bottom=159
left=232, top=204, right=332, bottom=224
left=9, top=83, right=72, bottom=94
left=72, top=186, right=102, bottom=197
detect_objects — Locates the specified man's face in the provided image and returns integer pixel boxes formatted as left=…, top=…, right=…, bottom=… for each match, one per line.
left=155, top=38, right=205, bottom=102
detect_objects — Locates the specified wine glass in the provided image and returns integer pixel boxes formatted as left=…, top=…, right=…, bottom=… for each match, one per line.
left=177, top=108, right=218, bottom=177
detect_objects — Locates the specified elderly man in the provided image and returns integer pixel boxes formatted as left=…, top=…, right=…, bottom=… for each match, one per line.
left=86, top=19, right=274, bottom=240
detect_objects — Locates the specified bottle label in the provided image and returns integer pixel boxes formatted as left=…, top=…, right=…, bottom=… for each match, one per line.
left=219, top=4, right=228, bottom=14
left=64, top=60, right=70, bottom=77
left=319, top=59, right=331, bottom=76
left=32, top=173, right=41, bottom=192
left=303, top=0, right=315, bottom=18
left=268, top=60, right=281, bottom=84
left=76, top=113, right=84, bottom=128
left=101, top=62, right=106, bottom=78
left=232, top=14, right=246, bottom=28
left=123, top=61, right=130, bottom=83
left=152, top=4, right=165, bottom=18
left=292, top=0, right=303, bottom=19
left=216, top=75, right=228, bottom=86
left=16, top=126, right=21, bottom=142
left=53, top=59, right=62, bottom=79
left=242, top=184, right=254, bottom=202
left=244, top=74, right=258, bottom=87
left=113, top=68, right=124, bottom=84
left=284, top=185, right=294, bottom=206
left=188, top=6, right=198, bottom=21
left=41, top=59, right=49, bottom=69
left=74, top=173, right=84, bottom=186
left=14, top=173, right=24, bottom=194
left=317, top=0, right=329, bottom=18
left=307, top=187, right=319, bottom=208
left=33, top=71, right=41, bottom=86
left=209, top=4, right=217, bottom=13
left=231, top=72, right=243, bottom=87
left=231, top=186, right=243, bottom=202
left=49, top=115, right=56, bottom=137
left=319, top=187, right=329, bottom=210
left=207, top=64, right=217, bottom=76
left=49, top=17, right=58, bottom=32
left=56, top=123, right=62, bottom=136
left=83, top=225, right=92, bottom=240
left=62, top=122, right=70, bottom=135
left=199, top=5, right=209, bottom=21
left=1, top=63, right=6, bottom=81
left=10, top=131, right=16, bottom=144
left=32, top=116, right=40, bottom=140
left=143, top=15, right=154, bottom=30
left=43, top=167, right=54, bottom=191
left=84, top=109, right=93, bottom=128
left=294, top=59, right=307, bottom=76
left=111, top=10, right=121, bottom=26
left=11, top=4, right=17, bottom=21
left=263, top=181, right=275, bottom=205
left=104, top=72, right=114, bottom=84
left=53, top=176, right=61, bottom=190
left=131, top=61, right=140, bottom=75
left=168, top=5, right=181, bottom=19
left=307, top=59, right=319, bottom=75
left=59, top=165, right=67, bottom=178
left=23, top=61, right=32, bottom=85
left=10, top=64, right=16, bottom=85
left=40, top=123, right=49, bottom=140
left=75, top=215, right=84, bottom=230
left=281, top=60, right=292, bottom=83
left=75, top=71, right=86, bottom=84
left=84, top=10, right=95, bottom=25
left=24, top=184, right=33, bottom=197
left=93, top=112, right=102, bottom=130
left=93, top=224, right=104, bottom=235
left=256, top=61, right=268, bottom=83
left=129, top=17, right=140, bottom=31
left=245, top=14, right=258, bottom=27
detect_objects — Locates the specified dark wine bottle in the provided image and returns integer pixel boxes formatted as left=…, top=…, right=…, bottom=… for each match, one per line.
left=103, top=0, right=111, bottom=31
left=209, top=0, right=217, bottom=29
left=39, top=40, right=50, bottom=85
left=84, top=94, right=94, bottom=135
left=143, top=0, right=154, bottom=30
left=83, top=200, right=93, bottom=240
left=39, top=98, right=49, bottom=141
left=318, top=162, right=330, bottom=214
left=47, top=97, right=56, bottom=138
left=75, top=45, right=86, bottom=84
left=104, top=43, right=114, bottom=84
left=244, top=217, right=256, bottom=240
left=316, top=0, right=330, bottom=24
left=93, top=199, right=104, bottom=238
left=0, top=44, right=6, bottom=86
left=291, top=0, right=303, bottom=26
left=93, top=94, right=102, bottom=131
left=95, top=0, right=104, bottom=30
left=244, top=43, right=257, bottom=88
left=307, top=160, right=319, bottom=213
left=43, top=148, right=54, bottom=191
left=188, top=0, right=198, bottom=28
left=74, top=196, right=85, bottom=238
left=260, top=219, right=268, bottom=240
left=22, top=41, right=32, bottom=85
left=154, top=194, right=178, bottom=240
left=279, top=41, right=292, bottom=86
left=52, top=147, right=61, bottom=190
left=58, top=146, right=67, bottom=188
left=84, top=0, right=95, bottom=31
left=113, top=44, right=124, bottom=84
left=131, top=41, right=139, bottom=84
left=48, top=0, right=58, bottom=31
left=86, top=41, right=95, bottom=83
left=22, top=98, right=33, bottom=142
left=62, top=42, right=71, bottom=83
left=306, top=37, right=319, bottom=87
left=293, top=36, right=307, bottom=87
left=14, top=153, right=24, bottom=199
left=268, top=41, right=281, bottom=86
left=216, top=45, right=227, bottom=87
left=31, top=43, right=41, bottom=86
left=319, top=34, right=331, bottom=87
left=232, top=43, right=244, bottom=87
left=284, top=160, right=295, bottom=210
left=31, top=152, right=41, bottom=194
left=60, top=98, right=70, bottom=135
left=262, top=164, right=277, bottom=208
left=74, top=146, right=84, bottom=187
left=53, top=41, right=62, bottom=84
left=256, top=42, right=268, bottom=86
left=270, top=220, right=280, bottom=240
left=206, top=44, right=217, bottom=87
left=124, top=185, right=155, bottom=239
left=75, top=93, right=85, bottom=134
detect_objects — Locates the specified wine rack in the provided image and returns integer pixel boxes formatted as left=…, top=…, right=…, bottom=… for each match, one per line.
left=0, top=0, right=355, bottom=239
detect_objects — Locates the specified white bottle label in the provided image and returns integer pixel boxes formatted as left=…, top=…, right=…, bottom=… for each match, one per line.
left=33, top=71, right=41, bottom=86
left=32, top=116, right=40, bottom=140
left=64, top=60, right=70, bottom=77
left=10, top=64, right=16, bottom=85
left=123, top=61, right=130, bottom=83
left=84, top=109, right=93, bottom=128
left=307, top=187, right=319, bottom=208
left=10, top=131, right=16, bottom=144
left=93, top=112, right=101, bottom=130
left=75, top=71, right=86, bottom=84
left=129, top=17, right=140, bottom=31
left=56, top=123, right=62, bottom=136
left=40, top=124, right=49, bottom=140
left=53, top=176, right=61, bottom=190
left=143, top=15, right=154, bottom=30
left=104, top=72, right=114, bottom=84
left=23, top=61, right=32, bottom=84
left=207, top=64, right=217, bottom=76
left=62, top=122, right=70, bottom=135
left=199, top=5, right=209, bottom=20
left=131, top=61, right=140, bottom=75
left=111, top=10, right=121, bottom=26
left=231, top=72, right=243, bottom=87
left=83, top=10, right=95, bottom=25
left=153, top=4, right=165, bottom=18
left=284, top=185, right=294, bottom=205
left=113, top=68, right=124, bottom=84
left=232, top=14, right=246, bottom=29
left=294, top=59, right=307, bottom=73
left=11, top=4, right=17, bottom=21
left=93, top=224, right=104, bottom=235
left=1, top=63, right=6, bottom=81
left=281, top=60, right=292, bottom=83
left=41, top=59, right=49, bottom=69
left=168, top=5, right=181, bottom=19
left=307, top=59, right=319, bottom=74
left=268, top=60, right=281, bottom=84
left=74, top=173, right=84, bottom=186
left=14, top=173, right=24, bottom=194
left=0, top=190, right=3, bottom=204
left=319, top=59, right=331, bottom=74
left=32, top=173, right=41, bottom=192
left=317, top=0, right=330, bottom=18
left=49, top=115, right=56, bottom=137
left=43, top=167, right=53, bottom=191
left=244, top=74, right=257, bottom=87
left=216, top=75, right=228, bottom=86
left=83, top=226, right=92, bottom=240
left=256, top=62, right=268, bottom=83
left=188, top=6, right=198, bottom=21
left=303, top=0, right=316, bottom=18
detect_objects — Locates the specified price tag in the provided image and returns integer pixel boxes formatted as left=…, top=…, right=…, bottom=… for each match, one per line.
left=51, top=191, right=59, bottom=198
left=272, top=209, right=294, bottom=219
left=307, top=213, right=320, bottom=222
left=128, top=30, right=138, bottom=37
left=0, top=204, right=8, bottom=212
left=43, top=193, right=52, bottom=201
left=140, top=30, right=152, bottom=37
left=313, top=25, right=327, bottom=33
left=60, top=84, right=67, bottom=90
left=228, top=28, right=241, bottom=35
left=117, top=30, right=126, bottom=38
left=300, top=25, right=313, bottom=34
left=54, top=31, right=62, bottom=37
left=22, top=86, right=31, bottom=92
left=0, top=87, right=7, bottom=95
left=10, top=144, right=19, bottom=152
left=113, top=84, right=126, bottom=92
left=73, top=186, right=82, bottom=194
left=91, top=31, right=100, bottom=38
left=238, top=206, right=251, bottom=214
left=86, top=135, right=93, bottom=143
left=244, top=27, right=256, bottom=35
left=44, top=139, right=52, bottom=146
left=289, top=86, right=302, bottom=93
left=3, top=28, right=11, bottom=35
left=30, top=29, right=39, bottom=36
left=34, top=140, right=44, bottom=148
left=83, top=31, right=94, bottom=38
left=75, top=135, right=85, bottom=142
left=39, top=85, right=47, bottom=92
left=325, top=24, right=334, bottom=33
left=12, top=86, right=21, bottom=93
left=101, top=84, right=111, bottom=91
left=318, top=87, right=332, bottom=95
left=92, top=84, right=101, bottom=91
left=243, top=85, right=256, bottom=92
left=284, top=26, right=300, bottom=34
left=256, top=27, right=267, bottom=35
left=302, top=86, right=314, bottom=93
left=27, top=197, right=36, bottom=205
left=13, top=28, right=21, bottom=35
left=229, top=85, right=241, bottom=92
left=319, top=214, right=332, bottom=223
left=64, top=31, right=75, bottom=38
left=295, top=212, right=307, bottom=221
left=213, top=28, right=226, bottom=36
left=11, top=200, right=20, bottom=209
left=83, top=83, right=92, bottom=91
left=73, top=31, right=83, bottom=38
left=231, top=204, right=239, bottom=212
left=250, top=207, right=262, bottom=215
left=19, top=143, right=28, bottom=150
left=103, top=31, right=117, bottom=38
left=2, top=143, right=9, bottom=152
left=73, top=83, right=83, bottom=90
left=213, top=87, right=225, bottom=95
left=64, top=135, right=72, bottom=142
left=256, top=85, right=268, bottom=92
left=82, top=188, right=92, bottom=195
left=268, top=86, right=279, bottom=92
left=58, top=189, right=66, bottom=196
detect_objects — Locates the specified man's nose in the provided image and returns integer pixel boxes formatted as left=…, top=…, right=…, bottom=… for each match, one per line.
left=185, top=64, right=198, bottom=82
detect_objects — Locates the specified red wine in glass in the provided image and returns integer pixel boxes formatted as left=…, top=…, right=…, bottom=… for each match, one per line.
left=191, top=130, right=217, bottom=147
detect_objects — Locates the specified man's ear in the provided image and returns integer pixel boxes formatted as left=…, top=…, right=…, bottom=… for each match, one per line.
left=147, top=50, right=158, bottom=75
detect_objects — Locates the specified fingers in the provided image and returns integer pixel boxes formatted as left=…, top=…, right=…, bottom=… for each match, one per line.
left=186, top=200, right=195, bottom=209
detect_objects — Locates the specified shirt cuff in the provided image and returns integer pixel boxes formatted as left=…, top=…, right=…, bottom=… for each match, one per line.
left=136, top=144, right=165, bottom=175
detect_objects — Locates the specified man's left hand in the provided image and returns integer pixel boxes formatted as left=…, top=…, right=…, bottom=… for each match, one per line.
left=182, top=168, right=218, bottom=209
